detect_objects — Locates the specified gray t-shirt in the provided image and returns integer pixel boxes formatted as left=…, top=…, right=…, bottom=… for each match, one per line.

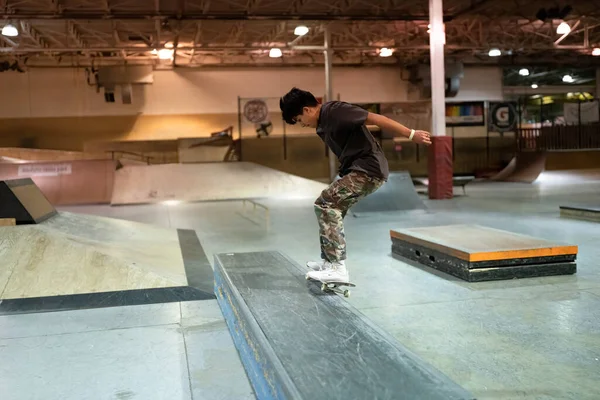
left=317, top=101, right=389, bottom=181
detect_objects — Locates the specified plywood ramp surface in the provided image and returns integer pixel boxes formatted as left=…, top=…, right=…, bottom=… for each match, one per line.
left=391, top=225, right=578, bottom=262
left=0, top=212, right=186, bottom=299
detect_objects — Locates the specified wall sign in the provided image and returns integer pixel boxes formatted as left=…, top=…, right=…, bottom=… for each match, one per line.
left=489, top=102, right=517, bottom=132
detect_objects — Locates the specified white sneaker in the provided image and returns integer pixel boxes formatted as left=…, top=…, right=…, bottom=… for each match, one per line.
left=306, top=260, right=349, bottom=283
left=306, top=259, right=327, bottom=270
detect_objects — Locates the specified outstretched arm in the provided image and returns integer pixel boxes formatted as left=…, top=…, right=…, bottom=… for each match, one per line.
left=366, top=112, right=432, bottom=146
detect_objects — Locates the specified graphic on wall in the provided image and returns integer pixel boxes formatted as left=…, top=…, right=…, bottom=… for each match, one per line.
left=489, top=102, right=517, bottom=132
left=243, top=99, right=269, bottom=123
left=445, top=101, right=485, bottom=126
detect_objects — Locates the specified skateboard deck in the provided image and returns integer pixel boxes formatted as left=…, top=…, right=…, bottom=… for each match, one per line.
left=305, top=274, right=356, bottom=297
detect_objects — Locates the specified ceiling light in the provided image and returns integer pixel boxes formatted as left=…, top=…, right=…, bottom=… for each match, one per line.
left=562, top=74, right=574, bottom=83
left=379, top=48, right=393, bottom=57
left=294, top=26, right=309, bottom=36
left=2, top=24, right=18, bottom=37
left=157, top=48, right=174, bottom=60
left=488, top=48, right=501, bottom=57
left=556, top=22, right=571, bottom=35
left=519, top=68, right=530, bottom=76
left=593, top=48, right=600, bottom=56
left=269, top=48, right=282, bottom=58
left=531, top=84, right=538, bottom=89
left=151, top=49, right=158, bottom=55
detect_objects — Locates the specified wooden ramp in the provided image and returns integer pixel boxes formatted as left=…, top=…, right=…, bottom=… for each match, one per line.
left=490, top=152, right=546, bottom=183
left=0, top=178, right=57, bottom=224
left=560, top=204, right=600, bottom=222
left=213, top=251, right=475, bottom=400
left=390, top=225, right=578, bottom=282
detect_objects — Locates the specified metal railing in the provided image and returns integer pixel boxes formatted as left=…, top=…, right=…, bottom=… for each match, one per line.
left=517, top=125, right=600, bottom=151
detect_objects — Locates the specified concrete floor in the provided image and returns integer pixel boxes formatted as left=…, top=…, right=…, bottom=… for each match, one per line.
left=2, top=176, right=600, bottom=399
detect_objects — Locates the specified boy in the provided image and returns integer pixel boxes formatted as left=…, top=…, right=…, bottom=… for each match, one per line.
left=279, top=87, right=432, bottom=283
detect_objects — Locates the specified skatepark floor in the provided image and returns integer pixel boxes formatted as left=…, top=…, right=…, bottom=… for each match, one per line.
left=2, top=177, right=600, bottom=400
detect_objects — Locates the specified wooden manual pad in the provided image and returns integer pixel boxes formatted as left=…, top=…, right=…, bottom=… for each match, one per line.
left=390, top=225, right=577, bottom=282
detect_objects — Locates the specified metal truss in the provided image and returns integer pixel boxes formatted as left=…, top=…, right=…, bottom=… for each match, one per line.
left=2, top=0, right=600, bottom=67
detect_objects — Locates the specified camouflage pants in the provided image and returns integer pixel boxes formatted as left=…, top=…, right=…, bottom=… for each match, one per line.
left=314, top=171, right=384, bottom=262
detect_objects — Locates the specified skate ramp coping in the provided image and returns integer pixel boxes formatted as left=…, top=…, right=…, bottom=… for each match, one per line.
left=214, top=250, right=476, bottom=400
left=351, top=171, right=426, bottom=216
left=110, top=162, right=328, bottom=205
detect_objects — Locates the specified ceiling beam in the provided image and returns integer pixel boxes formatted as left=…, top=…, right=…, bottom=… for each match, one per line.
left=0, top=12, right=431, bottom=21
left=1, top=43, right=597, bottom=54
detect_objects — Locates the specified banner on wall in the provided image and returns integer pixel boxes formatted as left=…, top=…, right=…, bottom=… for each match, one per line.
left=489, top=102, right=517, bottom=132
left=564, top=101, right=599, bottom=124
left=18, top=163, right=72, bottom=177
left=445, top=101, right=485, bottom=126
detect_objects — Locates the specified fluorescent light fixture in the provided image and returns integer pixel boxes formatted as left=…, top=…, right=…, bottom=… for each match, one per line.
left=379, top=47, right=393, bottom=57
left=269, top=48, right=282, bottom=58
left=562, top=74, right=574, bottom=83
left=294, top=25, right=309, bottom=36
left=556, top=22, right=571, bottom=35
left=162, top=200, right=182, bottom=206
left=488, top=48, right=501, bottom=57
left=593, top=48, right=600, bottom=56
left=519, top=68, right=530, bottom=76
left=2, top=24, right=18, bottom=37
left=157, top=48, right=174, bottom=59
left=531, top=83, right=538, bottom=89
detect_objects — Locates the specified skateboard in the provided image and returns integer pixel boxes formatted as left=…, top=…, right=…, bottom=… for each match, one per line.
left=305, top=274, right=356, bottom=297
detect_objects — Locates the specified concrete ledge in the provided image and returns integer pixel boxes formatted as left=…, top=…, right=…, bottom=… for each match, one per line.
left=213, top=250, right=475, bottom=400
left=560, top=205, right=600, bottom=222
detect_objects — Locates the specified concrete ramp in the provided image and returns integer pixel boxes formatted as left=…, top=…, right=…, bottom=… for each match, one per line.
left=351, top=171, right=426, bottom=216
left=490, top=152, right=546, bottom=183
left=110, top=162, right=328, bottom=205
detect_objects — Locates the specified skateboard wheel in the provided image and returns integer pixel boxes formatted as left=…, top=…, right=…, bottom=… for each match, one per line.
left=344, top=290, right=350, bottom=298
left=321, top=283, right=327, bottom=291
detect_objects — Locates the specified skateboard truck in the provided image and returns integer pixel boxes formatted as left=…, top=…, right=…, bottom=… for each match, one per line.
left=305, top=274, right=356, bottom=297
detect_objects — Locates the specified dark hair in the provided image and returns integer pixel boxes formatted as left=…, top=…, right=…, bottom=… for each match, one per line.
left=279, top=87, right=319, bottom=124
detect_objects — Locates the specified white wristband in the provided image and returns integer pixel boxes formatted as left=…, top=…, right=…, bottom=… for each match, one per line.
left=409, top=129, right=415, bottom=141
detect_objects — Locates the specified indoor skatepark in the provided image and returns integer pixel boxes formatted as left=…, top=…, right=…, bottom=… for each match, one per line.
left=2, top=1, right=600, bottom=400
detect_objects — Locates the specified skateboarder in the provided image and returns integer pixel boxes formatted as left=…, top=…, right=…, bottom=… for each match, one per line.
left=279, top=87, right=432, bottom=283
